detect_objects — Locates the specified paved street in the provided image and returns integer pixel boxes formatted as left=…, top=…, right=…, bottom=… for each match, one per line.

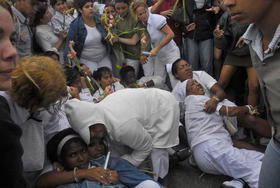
left=167, top=160, right=230, bottom=188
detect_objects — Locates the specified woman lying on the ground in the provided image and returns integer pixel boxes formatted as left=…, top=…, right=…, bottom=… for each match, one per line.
left=171, top=58, right=226, bottom=113
left=177, top=79, right=265, bottom=188
left=36, top=128, right=163, bottom=188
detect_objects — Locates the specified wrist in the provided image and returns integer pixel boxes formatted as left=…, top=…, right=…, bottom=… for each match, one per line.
left=212, top=96, right=220, bottom=102
left=73, top=167, right=80, bottom=183
left=77, top=168, right=86, bottom=180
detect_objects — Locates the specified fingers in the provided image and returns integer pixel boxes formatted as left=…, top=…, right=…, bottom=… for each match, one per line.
left=216, top=24, right=220, bottom=30
left=205, top=7, right=213, bottom=12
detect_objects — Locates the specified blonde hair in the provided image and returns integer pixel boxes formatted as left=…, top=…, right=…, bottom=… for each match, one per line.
left=130, top=0, right=148, bottom=21
left=9, top=56, right=68, bottom=112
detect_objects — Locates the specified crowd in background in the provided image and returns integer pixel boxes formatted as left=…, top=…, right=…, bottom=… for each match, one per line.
left=1, top=0, right=280, bottom=187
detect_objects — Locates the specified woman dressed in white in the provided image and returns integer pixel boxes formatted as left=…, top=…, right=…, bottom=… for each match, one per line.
left=131, top=1, right=180, bottom=87
left=65, top=88, right=180, bottom=183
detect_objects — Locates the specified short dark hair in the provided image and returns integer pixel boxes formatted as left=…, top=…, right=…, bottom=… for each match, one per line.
left=171, top=58, right=185, bottom=76
left=119, top=65, right=135, bottom=81
left=92, top=67, right=112, bottom=81
left=33, top=5, right=47, bottom=26
left=114, top=0, right=129, bottom=6
left=64, top=65, right=81, bottom=86
left=50, top=0, right=66, bottom=7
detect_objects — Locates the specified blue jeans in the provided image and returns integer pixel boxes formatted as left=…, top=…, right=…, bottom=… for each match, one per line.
left=58, top=180, right=127, bottom=188
left=57, top=156, right=164, bottom=188
left=92, top=157, right=164, bottom=188
left=259, top=138, right=280, bottom=188
left=185, top=38, right=213, bottom=76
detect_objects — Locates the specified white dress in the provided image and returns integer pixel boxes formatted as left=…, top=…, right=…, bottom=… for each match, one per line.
left=143, top=13, right=180, bottom=82
left=185, top=95, right=263, bottom=188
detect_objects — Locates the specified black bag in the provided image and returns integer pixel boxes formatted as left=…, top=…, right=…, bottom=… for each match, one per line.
left=171, top=0, right=189, bottom=25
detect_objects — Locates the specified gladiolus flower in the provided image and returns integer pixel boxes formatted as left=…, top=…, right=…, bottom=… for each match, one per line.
left=67, top=54, right=74, bottom=59
left=141, top=39, right=146, bottom=44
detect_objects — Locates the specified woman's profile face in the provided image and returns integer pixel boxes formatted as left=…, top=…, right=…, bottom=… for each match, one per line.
left=115, top=2, right=128, bottom=18
left=62, top=141, right=89, bottom=170
left=0, top=6, right=17, bottom=91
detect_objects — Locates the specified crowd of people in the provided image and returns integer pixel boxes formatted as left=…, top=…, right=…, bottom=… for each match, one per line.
left=0, top=0, right=280, bottom=187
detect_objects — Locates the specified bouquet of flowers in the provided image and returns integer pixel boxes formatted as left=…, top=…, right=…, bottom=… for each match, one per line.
left=62, top=8, right=74, bottom=30
left=67, top=41, right=95, bottom=95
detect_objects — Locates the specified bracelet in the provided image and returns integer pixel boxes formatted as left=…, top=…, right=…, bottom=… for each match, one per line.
left=226, top=106, right=229, bottom=116
left=246, top=105, right=254, bottom=115
left=73, top=167, right=79, bottom=183
left=212, top=96, right=220, bottom=102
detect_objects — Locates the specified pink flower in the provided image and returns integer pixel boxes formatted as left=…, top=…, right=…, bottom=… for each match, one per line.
left=71, top=49, right=77, bottom=56
left=67, top=54, right=74, bottom=59
left=140, top=39, right=146, bottom=44
left=108, top=24, right=113, bottom=28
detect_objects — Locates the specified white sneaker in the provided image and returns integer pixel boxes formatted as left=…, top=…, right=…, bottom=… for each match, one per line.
left=221, top=179, right=245, bottom=188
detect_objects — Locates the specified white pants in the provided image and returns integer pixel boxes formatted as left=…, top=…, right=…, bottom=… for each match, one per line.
left=151, top=148, right=169, bottom=181
left=80, top=55, right=112, bottom=72
left=143, top=47, right=180, bottom=84
left=135, top=180, right=161, bottom=188
left=193, top=139, right=263, bottom=188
